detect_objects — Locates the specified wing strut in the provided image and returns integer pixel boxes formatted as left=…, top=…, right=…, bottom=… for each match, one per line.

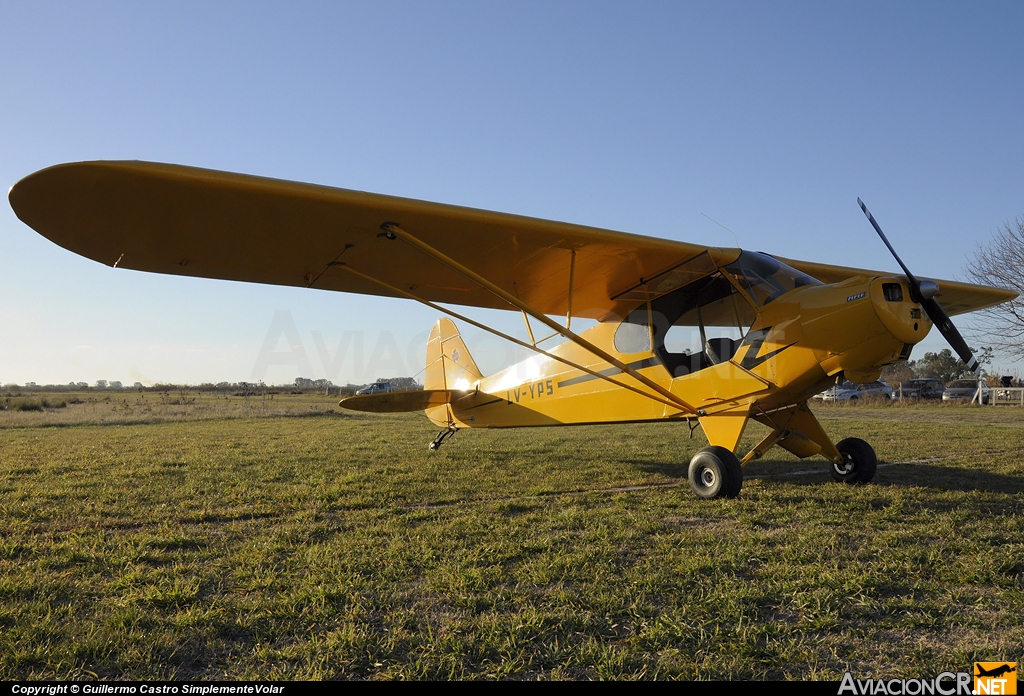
left=380, top=223, right=698, bottom=415
left=332, top=263, right=693, bottom=414
left=523, top=248, right=577, bottom=346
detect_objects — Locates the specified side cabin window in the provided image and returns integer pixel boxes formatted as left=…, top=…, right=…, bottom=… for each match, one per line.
left=613, top=307, right=652, bottom=355
left=639, top=252, right=822, bottom=377
left=652, top=273, right=748, bottom=377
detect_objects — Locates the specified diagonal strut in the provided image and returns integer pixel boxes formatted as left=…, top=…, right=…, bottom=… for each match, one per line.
left=381, top=223, right=698, bottom=415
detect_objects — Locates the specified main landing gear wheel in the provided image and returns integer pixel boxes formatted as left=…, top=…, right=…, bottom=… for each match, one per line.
left=688, top=446, right=743, bottom=499
left=830, top=437, right=877, bottom=484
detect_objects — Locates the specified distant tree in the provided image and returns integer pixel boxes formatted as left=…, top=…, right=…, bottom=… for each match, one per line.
left=910, top=350, right=960, bottom=382
left=880, top=361, right=914, bottom=385
left=964, top=216, right=1024, bottom=361
left=95, top=380, right=108, bottom=389
left=109, top=381, right=123, bottom=390
left=910, top=347, right=991, bottom=383
left=974, top=346, right=994, bottom=373
left=382, top=376, right=422, bottom=391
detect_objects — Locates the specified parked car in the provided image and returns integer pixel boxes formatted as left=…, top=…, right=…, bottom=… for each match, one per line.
left=942, top=380, right=989, bottom=404
left=355, top=381, right=392, bottom=396
left=819, top=381, right=893, bottom=402
left=891, top=378, right=945, bottom=400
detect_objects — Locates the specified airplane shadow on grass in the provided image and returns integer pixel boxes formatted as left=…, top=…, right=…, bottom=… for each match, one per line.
left=628, top=460, right=690, bottom=479
left=748, top=460, right=1024, bottom=496
left=625, top=458, right=1024, bottom=497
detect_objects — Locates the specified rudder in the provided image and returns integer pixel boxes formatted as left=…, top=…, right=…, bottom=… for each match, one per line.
left=424, top=318, right=484, bottom=391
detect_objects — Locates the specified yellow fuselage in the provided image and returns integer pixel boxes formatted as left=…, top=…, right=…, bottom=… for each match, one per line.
left=428, top=275, right=929, bottom=449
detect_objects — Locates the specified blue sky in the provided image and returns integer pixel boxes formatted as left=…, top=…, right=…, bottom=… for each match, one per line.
left=2, top=1, right=1022, bottom=385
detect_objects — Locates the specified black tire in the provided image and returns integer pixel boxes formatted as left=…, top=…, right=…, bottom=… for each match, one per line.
left=830, top=437, right=877, bottom=484
left=688, top=446, right=743, bottom=499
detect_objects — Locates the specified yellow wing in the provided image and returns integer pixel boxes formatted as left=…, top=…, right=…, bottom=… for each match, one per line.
left=8, top=160, right=723, bottom=321
left=9, top=160, right=1016, bottom=319
left=778, top=257, right=1016, bottom=317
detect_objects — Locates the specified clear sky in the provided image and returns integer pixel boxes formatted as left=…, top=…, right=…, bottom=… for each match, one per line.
left=2, top=1, right=1022, bottom=386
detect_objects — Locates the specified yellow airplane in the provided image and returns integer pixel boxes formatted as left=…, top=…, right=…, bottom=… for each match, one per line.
left=9, top=161, right=1017, bottom=499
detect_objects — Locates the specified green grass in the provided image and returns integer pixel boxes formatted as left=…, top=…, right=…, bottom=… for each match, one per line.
left=0, top=395, right=1021, bottom=679
left=2, top=396, right=67, bottom=412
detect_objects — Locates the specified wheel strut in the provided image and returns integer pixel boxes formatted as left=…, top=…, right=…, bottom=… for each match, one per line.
left=429, top=425, right=458, bottom=451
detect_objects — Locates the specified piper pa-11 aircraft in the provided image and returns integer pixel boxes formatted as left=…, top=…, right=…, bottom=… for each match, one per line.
left=9, top=161, right=1017, bottom=499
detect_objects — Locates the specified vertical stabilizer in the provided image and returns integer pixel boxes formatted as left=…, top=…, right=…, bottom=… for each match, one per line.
left=424, top=318, right=483, bottom=427
left=424, top=318, right=483, bottom=391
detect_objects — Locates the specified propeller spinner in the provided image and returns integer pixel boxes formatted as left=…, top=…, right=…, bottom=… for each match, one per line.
left=857, top=198, right=979, bottom=373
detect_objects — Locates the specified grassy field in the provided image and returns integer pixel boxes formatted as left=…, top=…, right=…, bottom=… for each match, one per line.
left=1, top=394, right=1022, bottom=679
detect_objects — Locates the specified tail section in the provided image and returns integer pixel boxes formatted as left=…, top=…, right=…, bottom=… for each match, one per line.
left=342, top=319, right=482, bottom=428
left=424, top=318, right=484, bottom=391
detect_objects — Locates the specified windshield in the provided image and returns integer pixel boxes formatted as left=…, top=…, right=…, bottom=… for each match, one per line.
left=723, top=251, right=822, bottom=306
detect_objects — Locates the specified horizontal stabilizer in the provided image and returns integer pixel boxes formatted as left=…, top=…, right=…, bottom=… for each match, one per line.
left=338, top=389, right=464, bottom=413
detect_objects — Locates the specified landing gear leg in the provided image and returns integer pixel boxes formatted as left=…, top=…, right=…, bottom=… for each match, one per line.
left=429, top=425, right=458, bottom=451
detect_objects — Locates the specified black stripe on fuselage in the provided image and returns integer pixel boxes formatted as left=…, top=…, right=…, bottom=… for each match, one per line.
left=556, top=357, right=665, bottom=388
left=457, top=396, right=504, bottom=411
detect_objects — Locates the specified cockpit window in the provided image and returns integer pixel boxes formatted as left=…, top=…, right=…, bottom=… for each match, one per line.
left=723, top=251, right=821, bottom=306
left=611, top=250, right=822, bottom=378
left=613, top=307, right=652, bottom=354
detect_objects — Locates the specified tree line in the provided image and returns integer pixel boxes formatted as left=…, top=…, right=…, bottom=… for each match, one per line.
left=880, top=347, right=1022, bottom=386
left=3, top=376, right=424, bottom=396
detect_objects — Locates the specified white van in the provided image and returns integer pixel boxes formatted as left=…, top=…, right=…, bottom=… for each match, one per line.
left=355, top=381, right=392, bottom=396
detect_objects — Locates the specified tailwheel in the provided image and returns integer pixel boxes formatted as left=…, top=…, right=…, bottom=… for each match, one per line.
left=688, top=446, right=743, bottom=499
left=830, top=437, right=877, bottom=483
left=428, top=425, right=458, bottom=451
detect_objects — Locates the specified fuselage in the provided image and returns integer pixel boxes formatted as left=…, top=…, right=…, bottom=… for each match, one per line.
left=430, top=256, right=930, bottom=429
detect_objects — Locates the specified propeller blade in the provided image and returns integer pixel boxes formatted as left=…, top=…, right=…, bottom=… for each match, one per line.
left=920, top=297, right=978, bottom=372
left=858, top=198, right=919, bottom=289
left=857, top=198, right=978, bottom=371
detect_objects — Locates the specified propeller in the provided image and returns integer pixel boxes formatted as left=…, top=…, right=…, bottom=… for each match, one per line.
left=857, top=198, right=978, bottom=372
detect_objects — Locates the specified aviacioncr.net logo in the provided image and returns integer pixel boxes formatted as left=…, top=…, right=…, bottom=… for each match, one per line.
left=838, top=672, right=973, bottom=695
left=974, top=663, right=1017, bottom=695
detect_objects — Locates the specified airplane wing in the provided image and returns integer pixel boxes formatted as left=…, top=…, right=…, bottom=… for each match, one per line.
left=8, top=160, right=727, bottom=321
left=10, top=160, right=1016, bottom=320
left=778, top=257, right=1017, bottom=317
